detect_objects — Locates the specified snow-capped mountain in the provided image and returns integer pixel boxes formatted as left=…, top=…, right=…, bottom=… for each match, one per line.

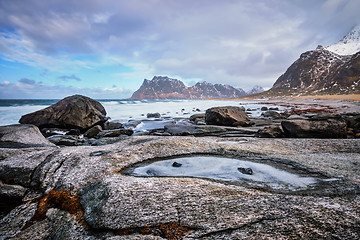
left=263, top=46, right=360, bottom=96
left=247, top=85, right=264, bottom=95
left=258, top=25, right=360, bottom=97
left=130, top=76, right=249, bottom=99
left=326, top=25, right=360, bottom=56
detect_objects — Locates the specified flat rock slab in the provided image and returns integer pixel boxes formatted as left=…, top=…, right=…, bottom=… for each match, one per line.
left=0, top=136, right=359, bottom=239
left=0, top=124, right=56, bottom=148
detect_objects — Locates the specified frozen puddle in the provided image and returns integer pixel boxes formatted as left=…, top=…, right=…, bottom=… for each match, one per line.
left=126, top=156, right=327, bottom=191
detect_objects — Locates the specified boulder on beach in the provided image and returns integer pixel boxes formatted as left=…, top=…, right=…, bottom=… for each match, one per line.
left=205, top=106, right=253, bottom=127
left=281, top=119, right=347, bottom=138
left=261, top=110, right=284, bottom=119
left=256, top=125, right=284, bottom=138
left=0, top=124, right=56, bottom=148
left=19, top=95, right=107, bottom=130
left=147, top=113, right=161, bottom=118
left=84, top=125, right=102, bottom=138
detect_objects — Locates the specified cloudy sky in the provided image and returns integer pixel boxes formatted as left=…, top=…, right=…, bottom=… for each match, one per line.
left=1, top=0, right=359, bottom=99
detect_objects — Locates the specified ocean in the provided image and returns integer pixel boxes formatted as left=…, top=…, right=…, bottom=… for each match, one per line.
left=0, top=99, right=269, bottom=127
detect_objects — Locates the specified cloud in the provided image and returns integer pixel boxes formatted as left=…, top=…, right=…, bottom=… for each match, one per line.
left=58, top=74, right=82, bottom=82
left=19, top=78, right=36, bottom=85
left=0, top=79, right=133, bottom=99
left=0, top=0, right=359, bottom=92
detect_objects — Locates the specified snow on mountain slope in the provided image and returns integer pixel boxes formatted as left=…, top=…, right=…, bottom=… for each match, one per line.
left=326, top=25, right=360, bottom=55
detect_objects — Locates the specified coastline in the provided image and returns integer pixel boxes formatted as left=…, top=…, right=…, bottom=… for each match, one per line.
left=1, top=94, right=360, bottom=239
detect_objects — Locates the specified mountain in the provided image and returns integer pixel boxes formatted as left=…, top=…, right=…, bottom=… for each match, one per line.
left=260, top=26, right=360, bottom=97
left=130, top=76, right=249, bottom=99
left=326, top=25, right=360, bottom=56
left=263, top=46, right=360, bottom=96
left=130, top=76, right=192, bottom=99
left=247, top=85, right=264, bottom=95
left=192, top=81, right=246, bottom=99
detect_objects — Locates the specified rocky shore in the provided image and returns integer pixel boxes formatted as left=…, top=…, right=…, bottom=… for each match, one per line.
left=1, top=95, right=360, bottom=239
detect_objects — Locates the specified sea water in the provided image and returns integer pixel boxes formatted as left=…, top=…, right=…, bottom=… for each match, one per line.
left=0, top=99, right=275, bottom=127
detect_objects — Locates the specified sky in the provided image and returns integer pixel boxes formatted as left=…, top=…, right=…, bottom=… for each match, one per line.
left=0, top=0, right=360, bottom=99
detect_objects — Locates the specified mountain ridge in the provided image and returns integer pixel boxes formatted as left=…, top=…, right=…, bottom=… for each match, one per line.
left=326, top=24, right=360, bottom=56
left=130, top=76, right=263, bottom=99
left=259, top=25, right=360, bottom=97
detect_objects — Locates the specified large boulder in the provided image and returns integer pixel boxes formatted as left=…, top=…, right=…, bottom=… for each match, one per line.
left=281, top=119, right=347, bottom=138
left=205, top=106, right=253, bottom=127
left=19, top=95, right=107, bottom=130
left=0, top=124, right=56, bottom=148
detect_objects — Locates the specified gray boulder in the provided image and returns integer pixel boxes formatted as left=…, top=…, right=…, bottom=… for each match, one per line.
left=261, top=110, right=284, bottom=119
left=84, top=125, right=102, bottom=138
left=0, top=124, right=55, bottom=148
left=147, top=113, right=161, bottom=118
left=19, top=95, right=107, bottom=130
left=97, top=129, right=134, bottom=138
left=205, top=106, right=253, bottom=127
left=256, top=126, right=284, bottom=138
left=47, top=135, right=84, bottom=146
left=281, top=119, right=347, bottom=138
left=104, top=121, right=123, bottom=130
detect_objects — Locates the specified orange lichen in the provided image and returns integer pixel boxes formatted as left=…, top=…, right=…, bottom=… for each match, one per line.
left=159, top=222, right=191, bottom=240
left=116, top=222, right=192, bottom=240
left=2, top=178, right=15, bottom=184
left=23, top=189, right=86, bottom=229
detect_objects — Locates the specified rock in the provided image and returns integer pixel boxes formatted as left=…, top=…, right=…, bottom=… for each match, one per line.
left=0, top=182, right=27, bottom=216
left=205, top=106, right=253, bottom=127
left=0, top=148, right=54, bottom=187
left=309, top=112, right=341, bottom=120
left=0, top=136, right=359, bottom=239
left=287, top=114, right=307, bottom=120
left=344, top=114, right=360, bottom=134
left=41, top=128, right=68, bottom=137
left=90, top=137, right=126, bottom=146
left=0, top=181, right=27, bottom=199
left=237, top=167, right=253, bottom=175
left=164, top=124, right=258, bottom=137
left=47, top=135, right=85, bottom=146
left=172, top=162, right=182, bottom=167
left=97, top=129, right=134, bottom=138
left=19, top=95, right=107, bottom=130
left=195, top=120, right=206, bottom=125
left=66, top=129, right=81, bottom=136
left=269, top=107, right=279, bottom=111
left=104, top=121, right=123, bottom=130
left=0, top=124, right=56, bottom=148
left=84, top=125, right=102, bottom=138
left=0, top=203, right=38, bottom=238
left=147, top=113, right=161, bottom=118
left=124, top=120, right=143, bottom=129
left=261, top=110, right=284, bottom=119
left=256, top=126, right=284, bottom=138
left=190, top=114, right=206, bottom=125
left=261, top=106, right=268, bottom=111
left=281, top=119, right=347, bottom=138
left=189, top=113, right=205, bottom=122
left=251, top=118, right=274, bottom=126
